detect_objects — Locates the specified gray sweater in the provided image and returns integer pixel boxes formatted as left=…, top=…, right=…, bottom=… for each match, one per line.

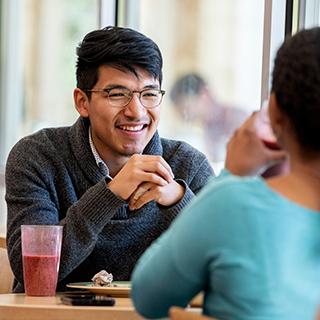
left=5, top=117, right=214, bottom=292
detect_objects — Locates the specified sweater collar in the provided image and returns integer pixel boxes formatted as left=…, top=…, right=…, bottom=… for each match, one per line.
left=69, top=117, right=163, bottom=183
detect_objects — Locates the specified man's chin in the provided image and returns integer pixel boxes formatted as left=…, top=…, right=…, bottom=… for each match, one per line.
left=119, top=135, right=154, bottom=156
left=119, top=146, right=144, bottom=157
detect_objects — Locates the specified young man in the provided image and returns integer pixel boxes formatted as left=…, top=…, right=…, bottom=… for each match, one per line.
left=5, top=26, right=214, bottom=292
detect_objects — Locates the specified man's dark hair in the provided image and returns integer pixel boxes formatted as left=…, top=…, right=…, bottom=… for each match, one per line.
left=76, top=26, right=163, bottom=97
left=271, top=27, right=320, bottom=151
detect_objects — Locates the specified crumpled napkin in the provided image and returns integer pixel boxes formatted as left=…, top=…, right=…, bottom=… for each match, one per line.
left=91, top=270, right=113, bottom=286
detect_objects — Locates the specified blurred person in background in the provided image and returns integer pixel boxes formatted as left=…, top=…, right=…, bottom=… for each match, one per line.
left=170, top=73, right=247, bottom=163
left=132, top=27, right=320, bottom=320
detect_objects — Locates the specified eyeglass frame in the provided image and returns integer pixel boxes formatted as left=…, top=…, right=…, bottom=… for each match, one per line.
left=84, top=87, right=166, bottom=109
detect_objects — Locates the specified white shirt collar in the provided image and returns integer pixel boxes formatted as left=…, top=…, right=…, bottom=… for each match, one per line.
left=88, top=126, right=111, bottom=178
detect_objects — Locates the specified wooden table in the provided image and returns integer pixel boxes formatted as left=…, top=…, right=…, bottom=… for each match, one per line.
left=0, top=293, right=144, bottom=320
left=0, top=234, right=6, bottom=248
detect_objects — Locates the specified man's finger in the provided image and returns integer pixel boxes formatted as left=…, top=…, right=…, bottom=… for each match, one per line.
left=132, top=186, right=149, bottom=201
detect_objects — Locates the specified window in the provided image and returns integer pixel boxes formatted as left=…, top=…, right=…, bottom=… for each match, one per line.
left=0, top=0, right=99, bottom=233
left=0, top=0, right=294, bottom=232
left=121, top=0, right=266, bottom=172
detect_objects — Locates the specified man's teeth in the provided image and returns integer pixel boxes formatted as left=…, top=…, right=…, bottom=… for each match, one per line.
left=119, top=125, right=144, bottom=131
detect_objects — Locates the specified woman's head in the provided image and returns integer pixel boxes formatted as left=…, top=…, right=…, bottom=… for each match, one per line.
left=271, top=27, right=320, bottom=152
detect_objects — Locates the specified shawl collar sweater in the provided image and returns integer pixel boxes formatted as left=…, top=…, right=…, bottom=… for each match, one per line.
left=5, top=117, right=214, bottom=292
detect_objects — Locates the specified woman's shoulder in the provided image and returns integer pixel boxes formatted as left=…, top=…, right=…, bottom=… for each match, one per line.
left=200, top=172, right=268, bottom=201
left=182, top=172, right=282, bottom=229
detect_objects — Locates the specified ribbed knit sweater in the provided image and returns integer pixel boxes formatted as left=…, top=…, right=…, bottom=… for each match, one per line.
left=5, top=117, right=214, bottom=292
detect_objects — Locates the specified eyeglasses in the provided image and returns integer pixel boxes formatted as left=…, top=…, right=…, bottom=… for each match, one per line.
left=84, top=87, right=166, bottom=109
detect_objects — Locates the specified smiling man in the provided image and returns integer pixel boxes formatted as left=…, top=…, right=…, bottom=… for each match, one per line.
left=5, top=26, right=214, bottom=293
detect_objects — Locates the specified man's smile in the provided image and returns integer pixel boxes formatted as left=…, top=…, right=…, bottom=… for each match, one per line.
left=116, top=124, right=148, bottom=132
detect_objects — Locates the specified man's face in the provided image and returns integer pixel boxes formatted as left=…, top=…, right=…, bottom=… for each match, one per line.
left=77, top=66, right=162, bottom=161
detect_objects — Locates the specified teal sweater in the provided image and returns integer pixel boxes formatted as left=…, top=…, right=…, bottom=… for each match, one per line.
left=132, top=173, right=320, bottom=320
left=5, top=117, right=214, bottom=292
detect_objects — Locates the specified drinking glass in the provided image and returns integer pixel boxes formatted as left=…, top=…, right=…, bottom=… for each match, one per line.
left=21, top=225, right=63, bottom=296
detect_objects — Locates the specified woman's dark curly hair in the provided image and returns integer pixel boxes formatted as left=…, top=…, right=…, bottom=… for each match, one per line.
left=271, top=27, right=320, bottom=151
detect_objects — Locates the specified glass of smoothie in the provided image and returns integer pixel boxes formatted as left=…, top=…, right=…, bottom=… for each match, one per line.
left=21, top=225, right=63, bottom=296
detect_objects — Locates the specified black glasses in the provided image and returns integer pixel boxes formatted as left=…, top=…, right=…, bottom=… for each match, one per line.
left=85, top=87, right=165, bottom=109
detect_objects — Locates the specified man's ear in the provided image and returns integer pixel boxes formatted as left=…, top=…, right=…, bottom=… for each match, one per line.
left=74, top=88, right=90, bottom=117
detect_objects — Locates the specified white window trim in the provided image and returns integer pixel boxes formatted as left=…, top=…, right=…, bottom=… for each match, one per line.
left=260, top=0, right=286, bottom=105
left=99, top=0, right=117, bottom=27
left=305, top=0, right=320, bottom=28
left=0, top=0, right=24, bottom=167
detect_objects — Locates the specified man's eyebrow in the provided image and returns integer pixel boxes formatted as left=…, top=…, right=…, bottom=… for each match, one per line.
left=102, top=84, right=127, bottom=90
left=102, top=84, right=160, bottom=90
left=144, top=84, right=160, bottom=89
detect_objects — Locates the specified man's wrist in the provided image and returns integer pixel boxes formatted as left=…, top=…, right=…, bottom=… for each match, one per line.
left=172, top=180, right=185, bottom=204
left=106, top=179, right=125, bottom=200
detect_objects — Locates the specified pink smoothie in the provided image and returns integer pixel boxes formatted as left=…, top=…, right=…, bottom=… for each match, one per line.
left=23, top=254, right=60, bottom=296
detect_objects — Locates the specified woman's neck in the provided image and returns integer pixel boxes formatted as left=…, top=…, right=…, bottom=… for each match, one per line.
left=266, top=158, right=320, bottom=211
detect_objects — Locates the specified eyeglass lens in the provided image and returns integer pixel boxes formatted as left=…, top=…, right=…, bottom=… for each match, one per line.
left=108, top=88, right=163, bottom=108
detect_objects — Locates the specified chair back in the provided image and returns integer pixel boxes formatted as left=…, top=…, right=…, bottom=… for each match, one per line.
left=169, top=307, right=218, bottom=320
left=0, top=236, right=14, bottom=293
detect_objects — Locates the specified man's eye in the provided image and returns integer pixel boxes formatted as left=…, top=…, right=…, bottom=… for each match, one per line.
left=108, top=91, right=127, bottom=98
left=144, top=93, right=157, bottom=97
left=142, top=91, right=158, bottom=98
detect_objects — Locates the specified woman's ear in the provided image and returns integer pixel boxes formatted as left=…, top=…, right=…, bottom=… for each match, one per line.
left=74, top=88, right=90, bottom=117
left=268, top=92, right=284, bottom=140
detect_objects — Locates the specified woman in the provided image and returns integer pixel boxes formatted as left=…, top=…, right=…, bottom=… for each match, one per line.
left=131, top=27, right=320, bottom=320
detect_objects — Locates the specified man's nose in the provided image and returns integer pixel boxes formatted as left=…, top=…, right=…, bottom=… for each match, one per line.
left=123, top=94, right=147, bottom=118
